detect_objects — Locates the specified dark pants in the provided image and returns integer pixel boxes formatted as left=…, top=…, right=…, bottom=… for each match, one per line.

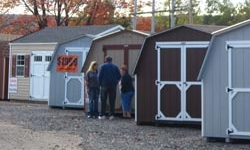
left=100, top=86, right=117, bottom=116
left=88, top=87, right=99, bottom=117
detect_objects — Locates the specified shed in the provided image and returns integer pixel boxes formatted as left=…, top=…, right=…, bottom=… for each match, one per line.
left=198, top=20, right=250, bottom=141
left=0, top=41, right=9, bottom=100
left=81, top=29, right=148, bottom=112
left=133, top=24, right=225, bottom=125
left=0, top=34, right=21, bottom=100
left=47, top=25, right=124, bottom=108
left=9, top=25, right=124, bottom=102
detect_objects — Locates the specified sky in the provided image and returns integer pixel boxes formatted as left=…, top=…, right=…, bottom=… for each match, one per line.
left=7, top=0, right=246, bottom=15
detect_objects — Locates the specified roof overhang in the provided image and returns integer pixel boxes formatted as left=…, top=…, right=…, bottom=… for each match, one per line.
left=9, top=42, right=58, bottom=46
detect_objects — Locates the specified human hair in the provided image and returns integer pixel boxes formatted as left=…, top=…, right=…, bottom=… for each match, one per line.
left=120, top=64, right=128, bottom=72
left=105, top=56, right=112, bottom=62
left=87, top=61, right=97, bottom=73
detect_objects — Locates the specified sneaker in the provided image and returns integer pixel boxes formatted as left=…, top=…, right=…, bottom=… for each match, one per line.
left=98, top=116, right=106, bottom=120
left=109, top=115, right=114, bottom=120
left=87, top=115, right=92, bottom=119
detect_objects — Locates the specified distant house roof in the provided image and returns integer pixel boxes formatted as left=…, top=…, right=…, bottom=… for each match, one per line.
left=11, top=24, right=124, bottom=43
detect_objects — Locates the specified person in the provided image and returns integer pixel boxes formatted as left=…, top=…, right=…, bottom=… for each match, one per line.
left=120, top=65, right=134, bottom=119
left=98, top=56, right=121, bottom=120
left=86, top=61, right=99, bottom=119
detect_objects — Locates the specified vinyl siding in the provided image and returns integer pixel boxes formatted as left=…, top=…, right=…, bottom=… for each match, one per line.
left=9, top=44, right=57, bottom=100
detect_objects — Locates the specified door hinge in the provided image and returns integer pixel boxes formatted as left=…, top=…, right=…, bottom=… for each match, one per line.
left=155, top=80, right=160, bottom=85
left=226, top=87, right=233, bottom=93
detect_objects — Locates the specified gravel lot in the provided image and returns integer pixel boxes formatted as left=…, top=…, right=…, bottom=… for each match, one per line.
left=0, top=101, right=249, bottom=150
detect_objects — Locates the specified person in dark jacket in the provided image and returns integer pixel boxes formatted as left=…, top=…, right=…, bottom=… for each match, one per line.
left=86, top=61, right=99, bottom=118
left=120, top=64, right=134, bottom=119
left=98, top=56, right=121, bottom=120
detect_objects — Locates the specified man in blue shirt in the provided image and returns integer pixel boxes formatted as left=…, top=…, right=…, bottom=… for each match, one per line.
left=98, top=56, right=121, bottom=120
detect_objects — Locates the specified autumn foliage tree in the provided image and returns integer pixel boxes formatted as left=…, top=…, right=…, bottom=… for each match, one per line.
left=0, top=0, right=151, bottom=35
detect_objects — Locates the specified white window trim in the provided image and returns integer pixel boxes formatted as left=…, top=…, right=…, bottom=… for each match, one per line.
left=16, top=54, right=26, bottom=77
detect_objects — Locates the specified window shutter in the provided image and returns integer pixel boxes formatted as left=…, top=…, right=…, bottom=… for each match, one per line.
left=24, top=55, right=30, bottom=77
left=12, top=55, right=16, bottom=77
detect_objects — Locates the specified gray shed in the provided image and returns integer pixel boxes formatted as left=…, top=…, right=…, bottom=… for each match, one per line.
left=47, top=25, right=124, bottom=108
left=81, top=29, right=148, bottom=112
left=198, top=20, right=250, bottom=141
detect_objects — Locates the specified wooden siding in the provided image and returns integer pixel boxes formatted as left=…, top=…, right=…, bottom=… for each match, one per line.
left=0, top=54, right=9, bottom=100
left=135, top=26, right=212, bottom=124
left=83, top=30, right=147, bottom=72
left=82, top=30, right=147, bottom=113
left=0, top=41, right=9, bottom=100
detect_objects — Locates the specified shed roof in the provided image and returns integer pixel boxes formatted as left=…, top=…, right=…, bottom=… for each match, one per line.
left=133, top=24, right=226, bottom=74
left=81, top=29, right=149, bottom=72
left=11, top=24, right=124, bottom=43
left=198, top=19, right=250, bottom=80
left=92, top=29, right=149, bottom=41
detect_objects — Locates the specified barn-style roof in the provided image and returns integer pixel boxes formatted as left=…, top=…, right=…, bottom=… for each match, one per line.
left=198, top=19, right=250, bottom=80
left=11, top=25, right=124, bottom=43
left=133, top=24, right=226, bottom=74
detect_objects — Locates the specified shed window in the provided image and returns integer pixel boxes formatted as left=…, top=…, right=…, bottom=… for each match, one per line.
left=34, top=56, right=42, bottom=62
left=16, top=55, right=25, bottom=76
left=45, top=56, right=52, bottom=62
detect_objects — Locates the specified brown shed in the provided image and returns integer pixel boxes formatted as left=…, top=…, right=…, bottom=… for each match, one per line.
left=0, top=34, right=21, bottom=100
left=133, top=25, right=225, bottom=125
left=82, top=29, right=148, bottom=113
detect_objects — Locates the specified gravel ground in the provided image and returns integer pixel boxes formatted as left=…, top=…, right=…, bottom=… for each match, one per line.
left=0, top=101, right=249, bottom=150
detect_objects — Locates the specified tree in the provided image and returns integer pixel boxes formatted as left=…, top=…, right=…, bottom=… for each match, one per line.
left=238, top=0, right=250, bottom=20
left=203, top=0, right=239, bottom=25
left=0, top=0, right=87, bottom=29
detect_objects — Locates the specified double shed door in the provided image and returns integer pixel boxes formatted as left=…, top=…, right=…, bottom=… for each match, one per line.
left=30, top=51, right=53, bottom=100
left=227, top=41, right=250, bottom=136
left=155, top=42, right=208, bottom=122
left=103, top=45, right=141, bottom=110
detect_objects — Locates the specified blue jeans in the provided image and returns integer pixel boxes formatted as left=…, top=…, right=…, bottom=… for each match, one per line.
left=88, top=87, right=99, bottom=117
left=100, top=86, right=117, bottom=116
left=121, top=91, right=134, bottom=111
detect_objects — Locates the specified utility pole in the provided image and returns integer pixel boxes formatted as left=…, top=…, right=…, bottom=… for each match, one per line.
left=189, top=0, right=193, bottom=24
left=133, top=0, right=137, bottom=30
left=151, top=0, right=155, bottom=33
left=171, top=0, right=175, bottom=28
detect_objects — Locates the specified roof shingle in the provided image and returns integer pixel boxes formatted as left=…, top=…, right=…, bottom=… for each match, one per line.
left=12, top=25, right=122, bottom=43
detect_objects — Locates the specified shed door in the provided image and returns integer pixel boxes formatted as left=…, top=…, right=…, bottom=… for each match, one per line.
left=227, top=41, right=250, bottom=136
left=155, top=42, right=208, bottom=122
left=106, top=50, right=124, bottom=110
left=64, top=48, right=88, bottom=107
left=30, top=51, right=53, bottom=100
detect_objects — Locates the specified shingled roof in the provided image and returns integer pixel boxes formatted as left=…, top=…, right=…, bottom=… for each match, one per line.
left=183, top=24, right=226, bottom=34
left=12, top=24, right=124, bottom=43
